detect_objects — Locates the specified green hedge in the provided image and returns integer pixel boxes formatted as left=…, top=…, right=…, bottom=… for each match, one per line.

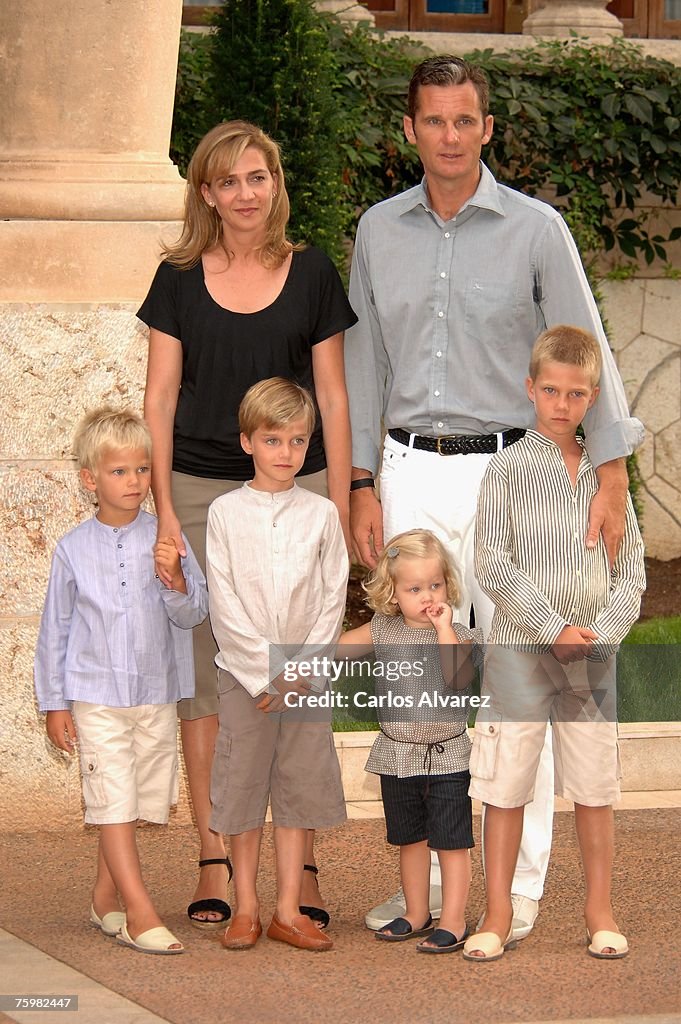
left=173, top=21, right=681, bottom=269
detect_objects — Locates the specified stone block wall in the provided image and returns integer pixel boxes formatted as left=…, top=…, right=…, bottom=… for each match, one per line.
left=0, top=305, right=155, bottom=831
left=602, top=279, right=681, bottom=558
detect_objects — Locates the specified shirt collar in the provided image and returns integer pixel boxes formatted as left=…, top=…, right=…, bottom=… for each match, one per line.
left=525, top=428, right=587, bottom=453
left=242, top=480, right=300, bottom=506
left=400, top=163, right=506, bottom=222
left=93, top=509, right=144, bottom=536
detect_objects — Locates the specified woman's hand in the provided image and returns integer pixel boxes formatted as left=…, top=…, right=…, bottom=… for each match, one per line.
left=154, top=536, right=187, bottom=593
left=155, top=512, right=185, bottom=585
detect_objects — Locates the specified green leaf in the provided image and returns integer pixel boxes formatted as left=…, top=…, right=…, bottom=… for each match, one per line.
left=601, top=93, right=621, bottom=118
left=624, top=93, right=653, bottom=124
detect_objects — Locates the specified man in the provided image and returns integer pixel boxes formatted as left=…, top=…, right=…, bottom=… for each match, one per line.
left=345, top=55, right=643, bottom=940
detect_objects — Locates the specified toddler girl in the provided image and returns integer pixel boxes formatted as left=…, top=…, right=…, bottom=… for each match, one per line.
left=339, top=529, right=482, bottom=953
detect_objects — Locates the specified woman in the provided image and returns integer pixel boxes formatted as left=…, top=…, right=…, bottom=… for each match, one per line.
left=140, top=121, right=356, bottom=930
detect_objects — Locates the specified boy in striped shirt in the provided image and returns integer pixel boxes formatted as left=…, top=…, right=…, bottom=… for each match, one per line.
left=465, top=325, right=645, bottom=963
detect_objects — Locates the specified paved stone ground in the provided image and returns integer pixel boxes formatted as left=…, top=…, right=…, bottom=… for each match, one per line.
left=2, top=810, right=680, bottom=1024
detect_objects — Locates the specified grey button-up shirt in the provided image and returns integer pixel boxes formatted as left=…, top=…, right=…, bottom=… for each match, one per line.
left=345, top=164, right=643, bottom=476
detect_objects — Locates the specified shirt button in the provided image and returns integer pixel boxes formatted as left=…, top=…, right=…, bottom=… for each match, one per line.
left=117, top=544, right=122, bottom=549
left=434, top=390, right=440, bottom=397
left=113, top=528, right=118, bottom=533
left=444, top=232, right=451, bottom=238
left=488, top=725, right=495, bottom=734
left=119, top=563, right=124, bottom=568
left=438, top=311, right=444, bottom=318
left=436, top=350, right=442, bottom=358
left=440, top=272, right=446, bottom=279
left=437, top=422, right=444, bottom=429
left=273, top=521, right=277, bottom=527
left=121, top=581, right=126, bottom=587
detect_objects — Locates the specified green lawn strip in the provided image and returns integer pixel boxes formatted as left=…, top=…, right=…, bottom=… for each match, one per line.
left=332, top=617, right=681, bottom=730
left=619, top=616, right=681, bottom=722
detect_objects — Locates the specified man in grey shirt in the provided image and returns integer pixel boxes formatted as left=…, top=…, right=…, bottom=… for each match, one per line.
left=345, top=55, right=643, bottom=938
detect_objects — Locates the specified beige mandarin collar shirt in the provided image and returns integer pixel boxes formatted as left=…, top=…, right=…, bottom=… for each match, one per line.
left=206, top=482, right=349, bottom=697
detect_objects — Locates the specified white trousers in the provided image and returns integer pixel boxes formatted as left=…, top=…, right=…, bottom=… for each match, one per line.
left=380, top=432, right=553, bottom=899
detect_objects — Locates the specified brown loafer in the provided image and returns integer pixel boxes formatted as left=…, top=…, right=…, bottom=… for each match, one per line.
left=221, top=915, right=262, bottom=950
left=267, top=913, right=333, bottom=951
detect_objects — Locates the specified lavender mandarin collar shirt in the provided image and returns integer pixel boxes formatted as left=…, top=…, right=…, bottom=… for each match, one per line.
left=35, top=510, right=208, bottom=711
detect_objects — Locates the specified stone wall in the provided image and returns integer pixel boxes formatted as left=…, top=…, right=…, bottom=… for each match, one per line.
left=603, top=279, right=681, bottom=556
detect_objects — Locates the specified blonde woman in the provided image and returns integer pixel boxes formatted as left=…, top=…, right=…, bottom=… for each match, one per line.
left=140, top=121, right=356, bottom=930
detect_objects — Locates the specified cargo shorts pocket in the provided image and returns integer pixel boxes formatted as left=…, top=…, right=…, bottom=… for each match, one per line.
left=79, top=751, right=107, bottom=807
left=210, top=734, right=232, bottom=809
left=469, top=711, right=502, bottom=782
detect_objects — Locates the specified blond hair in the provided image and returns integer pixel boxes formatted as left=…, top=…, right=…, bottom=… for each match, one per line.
left=162, top=121, right=301, bottom=271
left=73, top=407, right=151, bottom=473
left=238, top=377, right=316, bottom=438
left=363, top=529, right=461, bottom=617
left=529, top=325, right=602, bottom=387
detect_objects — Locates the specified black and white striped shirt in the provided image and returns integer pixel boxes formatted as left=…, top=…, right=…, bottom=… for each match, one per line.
left=474, top=430, right=645, bottom=652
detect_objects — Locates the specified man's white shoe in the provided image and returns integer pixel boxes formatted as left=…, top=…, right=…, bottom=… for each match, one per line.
left=364, top=885, right=443, bottom=931
left=510, top=894, right=539, bottom=941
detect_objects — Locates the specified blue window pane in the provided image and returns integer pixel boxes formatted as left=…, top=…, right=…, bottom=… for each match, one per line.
left=427, top=0, right=489, bottom=11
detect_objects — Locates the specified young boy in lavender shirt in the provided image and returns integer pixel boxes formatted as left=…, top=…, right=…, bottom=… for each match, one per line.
left=35, top=407, right=208, bottom=955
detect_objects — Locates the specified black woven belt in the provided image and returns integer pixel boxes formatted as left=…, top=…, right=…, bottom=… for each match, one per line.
left=388, top=427, right=526, bottom=456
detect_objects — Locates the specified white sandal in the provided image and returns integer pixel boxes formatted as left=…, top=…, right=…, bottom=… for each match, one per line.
left=587, top=929, right=629, bottom=959
left=117, top=922, right=184, bottom=955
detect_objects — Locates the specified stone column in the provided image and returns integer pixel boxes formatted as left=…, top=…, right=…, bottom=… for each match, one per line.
left=0, top=0, right=189, bottom=831
left=0, top=0, right=186, bottom=301
left=522, top=0, right=623, bottom=36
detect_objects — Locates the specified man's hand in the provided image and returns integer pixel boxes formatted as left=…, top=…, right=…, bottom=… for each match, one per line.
left=46, top=710, right=76, bottom=752
left=350, top=488, right=384, bottom=568
left=588, top=458, right=629, bottom=568
left=256, top=672, right=312, bottom=714
left=551, top=625, right=598, bottom=664
left=154, top=537, right=187, bottom=593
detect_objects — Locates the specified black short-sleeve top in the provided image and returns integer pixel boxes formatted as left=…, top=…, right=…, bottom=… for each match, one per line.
left=137, top=246, right=357, bottom=480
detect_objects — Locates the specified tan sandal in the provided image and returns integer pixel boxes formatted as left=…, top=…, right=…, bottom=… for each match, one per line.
left=463, top=927, right=517, bottom=962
